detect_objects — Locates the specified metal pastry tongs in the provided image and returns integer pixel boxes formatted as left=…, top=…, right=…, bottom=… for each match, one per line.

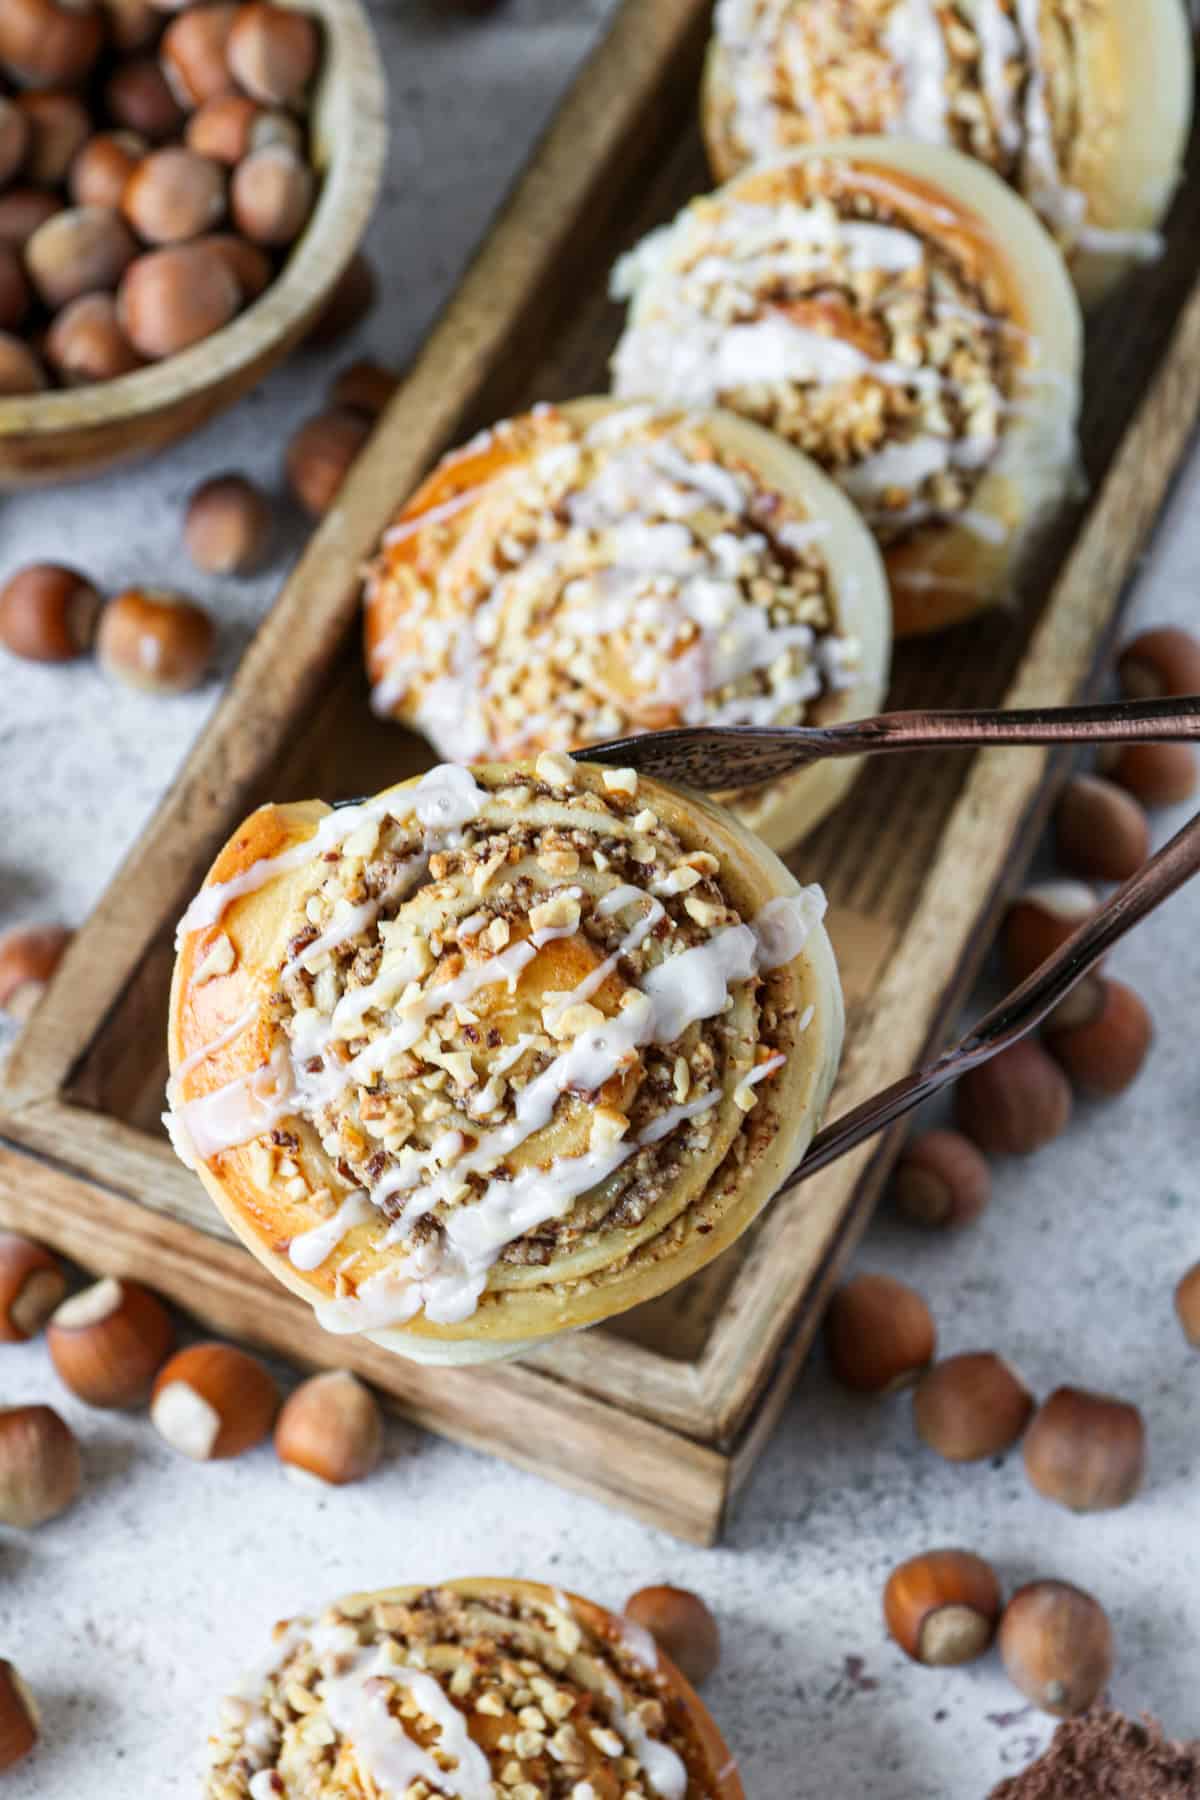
left=585, top=695, right=1200, bottom=792
left=588, top=694, right=1200, bottom=1192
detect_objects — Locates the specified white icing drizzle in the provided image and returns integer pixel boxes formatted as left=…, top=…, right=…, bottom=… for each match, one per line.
left=616, top=1615, right=660, bottom=1670
left=382, top=482, right=488, bottom=547
left=172, top=1002, right=258, bottom=1083
left=173, top=1043, right=294, bottom=1161
left=323, top=1650, right=493, bottom=1799
left=885, top=0, right=949, bottom=144
left=281, top=898, right=380, bottom=981
left=175, top=767, right=485, bottom=946
left=712, top=0, right=794, bottom=160
left=1012, top=0, right=1162, bottom=262
left=971, top=0, right=1022, bottom=153
left=288, top=1190, right=374, bottom=1272
left=603, top=1677, right=688, bottom=1800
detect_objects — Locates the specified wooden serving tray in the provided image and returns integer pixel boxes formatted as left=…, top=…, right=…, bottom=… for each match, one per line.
left=3, top=0, right=1199, bottom=1543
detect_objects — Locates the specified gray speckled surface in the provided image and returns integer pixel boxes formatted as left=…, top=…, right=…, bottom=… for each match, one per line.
left=2, top=4, right=1200, bottom=1796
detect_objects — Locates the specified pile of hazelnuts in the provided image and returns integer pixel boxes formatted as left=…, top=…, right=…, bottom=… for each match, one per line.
left=822, top=626, right=1200, bottom=1723
left=0, top=0, right=328, bottom=394
left=0, top=1229, right=722, bottom=1772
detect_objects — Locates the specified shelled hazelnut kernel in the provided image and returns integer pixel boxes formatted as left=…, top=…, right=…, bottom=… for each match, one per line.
left=883, top=1549, right=1002, bottom=1667
left=185, top=92, right=262, bottom=164
left=122, top=145, right=226, bottom=244
left=151, top=1342, right=279, bottom=1460
left=0, top=191, right=63, bottom=251
left=954, top=1038, right=1072, bottom=1156
left=184, top=472, right=272, bottom=575
left=274, top=1371, right=382, bottom=1488
left=105, top=56, right=186, bottom=141
left=96, top=586, right=215, bottom=693
left=624, top=1586, right=721, bottom=1687
left=0, top=1235, right=67, bottom=1343
left=15, top=91, right=91, bottom=188
left=998, top=1581, right=1113, bottom=1716
left=160, top=3, right=239, bottom=108
left=45, top=292, right=144, bottom=384
left=1023, top=1386, right=1146, bottom=1512
left=1175, top=1261, right=1200, bottom=1349
left=0, top=925, right=72, bottom=1020
left=1054, top=775, right=1149, bottom=883
left=0, top=333, right=46, bottom=394
left=117, top=240, right=241, bottom=357
left=913, top=1352, right=1034, bottom=1462
left=305, top=251, right=376, bottom=347
left=227, top=2, right=319, bottom=106
left=0, top=101, right=30, bottom=191
left=70, top=131, right=149, bottom=210
left=892, top=1130, right=990, bottom=1229
left=230, top=142, right=312, bottom=245
left=0, top=1661, right=38, bottom=1772
left=0, top=0, right=105, bottom=91
left=1043, top=978, right=1153, bottom=1098
left=0, top=249, right=31, bottom=333
left=26, top=207, right=138, bottom=311
left=202, top=230, right=271, bottom=300
left=0, top=563, right=102, bottom=662
left=285, top=405, right=371, bottom=516
left=1096, top=741, right=1197, bottom=809
left=47, top=1277, right=175, bottom=1408
left=1117, top=626, right=1200, bottom=700
left=0, top=1404, right=81, bottom=1528
left=825, top=1273, right=935, bottom=1394
left=330, top=359, right=400, bottom=419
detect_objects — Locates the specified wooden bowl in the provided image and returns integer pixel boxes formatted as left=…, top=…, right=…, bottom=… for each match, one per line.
left=0, top=0, right=386, bottom=489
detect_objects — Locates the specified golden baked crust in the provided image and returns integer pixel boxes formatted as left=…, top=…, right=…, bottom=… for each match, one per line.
left=167, top=759, right=843, bottom=1363
left=363, top=401, right=890, bottom=853
left=702, top=0, right=1192, bottom=304
left=205, top=1578, right=744, bottom=1800
left=611, top=140, right=1083, bottom=636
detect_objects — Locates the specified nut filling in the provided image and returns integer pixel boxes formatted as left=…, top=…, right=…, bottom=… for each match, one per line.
left=613, top=166, right=1027, bottom=546
left=709, top=0, right=1159, bottom=260
left=205, top=1584, right=714, bottom=1800
left=166, top=762, right=825, bottom=1334
left=366, top=406, right=859, bottom=757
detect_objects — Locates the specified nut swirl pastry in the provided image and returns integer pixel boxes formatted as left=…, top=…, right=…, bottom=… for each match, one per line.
left=611, top=140, right=1083, bottom=636
left=703, top=0, right=1193, bottom=303
left=206, top=1579, right=743, bottom=1799
left=364, top=400, right=891, bottom=853
left=166, top=758, right=842, bottom=1363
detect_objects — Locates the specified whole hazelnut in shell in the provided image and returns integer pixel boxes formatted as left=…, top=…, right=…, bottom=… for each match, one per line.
left=26, top=206, right=138, bottom=311
left=998, top=1580, right=1113, bottom=1716
left=45, top=291, right=144, bottom=384
left=117, top=240, right=241, bottom=358
left=96, top=586, right=215, bottom=692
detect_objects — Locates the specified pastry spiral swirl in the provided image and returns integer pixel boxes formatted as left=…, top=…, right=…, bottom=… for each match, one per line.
left=363, top=400, right=890, bottom=852
left=205, top=1579, right=742, bottom=1800
left=167, top=758, right=842, bottom=1362
left=702, top=0, right=1192, bottom=303
left=611, top=140, right=1083, bottom=635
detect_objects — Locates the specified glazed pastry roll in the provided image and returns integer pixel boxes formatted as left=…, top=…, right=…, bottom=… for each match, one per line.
left=167, top=756, right=843, bottom=1364
left=612, top=140, right=1083, bottom=635
left=703, top=0, right=1193, bottom=302
left=205, top=1579, right=743, bottom=1799
left=364, top=399, right=890, bottom=853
